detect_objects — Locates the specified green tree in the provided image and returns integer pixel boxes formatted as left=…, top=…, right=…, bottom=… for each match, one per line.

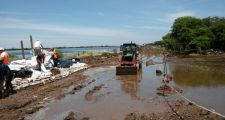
left=155, top=16, right=225, bottom=51
left=210, top=18, right=225, bottom=50
left=171, top=16, right=203, bottom=49
left=189, top=36, right=210, bottom=50
left=162, top=33, right=178, bottom=50
left=188, top=27, right=214, bottom=49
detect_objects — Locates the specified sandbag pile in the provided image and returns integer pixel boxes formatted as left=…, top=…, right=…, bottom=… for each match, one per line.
left=8, top=50, right=88, bottom=90
left=11, top=62, right=88, bottom=90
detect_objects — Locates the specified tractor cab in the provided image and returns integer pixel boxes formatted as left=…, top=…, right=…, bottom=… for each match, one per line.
left=120, top=43, right=138, bottom=62
left=116, top=42, right=141, bottom=75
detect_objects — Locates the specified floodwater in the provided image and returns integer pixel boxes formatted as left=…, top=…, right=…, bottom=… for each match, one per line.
left=26, top=56, right=225, bottom=119
left=166, top=56, right=225, bottom=115
left=25, top=60, right=169, bottom=120
left=8, top=46, right=119, bottom=58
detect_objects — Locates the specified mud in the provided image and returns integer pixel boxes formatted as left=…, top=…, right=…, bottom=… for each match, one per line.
left=64, top=112, right=76, bottom=120
left=1, top=53, right=225, bottom=120
left=85, top=84, right=104, bottom=96
left=0, top=71, right=86, bottom=120
left=156, top=69, right=162, bottom=75
left=64, top=111, right=90, bottom=120
left=124, top=100, right=224, bottom=120
left=146, top=59, right=154, bottom=66
left=85, top=84, right=104, bottom=101
left=81, top=53, right=118, bottom=67
left=51, top=68, right=61, bottom=75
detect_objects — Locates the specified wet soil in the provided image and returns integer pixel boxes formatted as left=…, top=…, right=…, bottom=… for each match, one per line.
left=0, top=53, right=118, bottom=120
left=85, top=84, right=104, bottom=101
left=125, top=100, right=224, bottom=120
left=0, top=71, right=86, bottom=120
left=1, top=53, right=225, bottom=120
left=51, top=68, right=61, bottom=76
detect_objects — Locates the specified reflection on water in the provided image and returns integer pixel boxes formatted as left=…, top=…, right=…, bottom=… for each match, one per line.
left=116, top=70, right=142, bottom=98
left=168, top=60, right=225, bottom=87
left=166, top=56, right=225, bottom=115
left=26, top=66, right=167, bottom=120
left=25, top=56, right=225, bottom=119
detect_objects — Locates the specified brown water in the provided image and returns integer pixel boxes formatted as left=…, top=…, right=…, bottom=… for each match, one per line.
left=166, top=56, right=225, bottom=115
left=25, top=65, right=168, bottom=120
left=25, top=56, right=225, bottom=120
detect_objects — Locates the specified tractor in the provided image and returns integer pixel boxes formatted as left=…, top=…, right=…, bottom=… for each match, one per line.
left=116, top=42, right=141, bottom=75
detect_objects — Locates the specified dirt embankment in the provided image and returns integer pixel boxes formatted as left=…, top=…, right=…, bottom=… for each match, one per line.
left=81, top=52, right=119, bottom=67
left=0, top=53, right=119, bottom=120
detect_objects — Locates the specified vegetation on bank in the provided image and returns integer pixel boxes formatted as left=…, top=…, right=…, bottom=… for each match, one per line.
left=6, top=46, right=118, bottom=51
left=9, top=54, right=20, bottom=61
left=152, top=16, right=225, bottom=51
left=62, top=51, right=108, bottom=60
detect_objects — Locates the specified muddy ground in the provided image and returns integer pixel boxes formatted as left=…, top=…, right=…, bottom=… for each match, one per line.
left=0, top=53, right=225, bottom=120
left=0, top=53, right=119, bottom=120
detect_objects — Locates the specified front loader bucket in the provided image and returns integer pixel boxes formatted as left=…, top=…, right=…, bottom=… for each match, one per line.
left=116, top=66, right=138, bottom=75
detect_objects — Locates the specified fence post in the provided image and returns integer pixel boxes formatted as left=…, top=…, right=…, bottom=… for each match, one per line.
left=30, top=35, right=34, bottom=56
left=20, top=40, right=25, bottom=59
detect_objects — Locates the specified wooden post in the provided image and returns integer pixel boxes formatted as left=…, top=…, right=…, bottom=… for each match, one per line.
left=30, top=35, right=34, bottom=56
left=78, top=51, right=80, bottom=57
left=20, top=40, right=25, bottom=59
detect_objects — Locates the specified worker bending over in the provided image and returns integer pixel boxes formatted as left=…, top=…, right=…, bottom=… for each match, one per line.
left=36, top=52, right=45, bottom=71
left=33, top=40, right=44, bottom=56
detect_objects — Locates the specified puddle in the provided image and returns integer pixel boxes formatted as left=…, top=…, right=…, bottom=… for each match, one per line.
left=25, top=56, right=225, bottom=119
left=25, top=63, right=168, bottom=120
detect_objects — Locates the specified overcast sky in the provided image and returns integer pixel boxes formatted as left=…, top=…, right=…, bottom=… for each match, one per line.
left=0, top=0, right=225, bottom=48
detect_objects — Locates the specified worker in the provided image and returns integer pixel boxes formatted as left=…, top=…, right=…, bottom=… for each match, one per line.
left=0, top=47, right=9, bottom=65
left=0, top=62, right=4, bottom=98
left=0, top=62, right=14, bottom=98
left=33, top=40, right=44, bottom=56
left=50, top=48, right=60, bottom=67
left=36, top=52, right=45, bottom=71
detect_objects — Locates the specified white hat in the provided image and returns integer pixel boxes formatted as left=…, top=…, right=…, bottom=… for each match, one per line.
left=0, top=47, right=4, bottom=51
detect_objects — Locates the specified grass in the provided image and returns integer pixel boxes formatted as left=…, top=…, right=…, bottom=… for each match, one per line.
left=62, top=51, right=105, bottom=60
left=9, top=54, right=20, bottom=61
left=152, top=47, right=164, bottom=55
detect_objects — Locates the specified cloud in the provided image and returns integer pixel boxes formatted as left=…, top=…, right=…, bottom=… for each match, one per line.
left=0, top=11, right=27, bottom=15
left=160, top=10, right=196, bottom=23
left=124, top=25, right=170, bottom=30
left=0, top=18, right=157, bottom=44
left=167, top=11, right=195, bottom=21
left=0, top=18, right=128, bottom=37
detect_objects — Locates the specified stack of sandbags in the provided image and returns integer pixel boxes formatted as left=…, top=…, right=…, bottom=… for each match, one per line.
left=11, top=62, right=88, bottom=90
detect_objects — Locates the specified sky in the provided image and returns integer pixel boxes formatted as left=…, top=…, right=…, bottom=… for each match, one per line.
left=0, top=0, right=225, bottom=48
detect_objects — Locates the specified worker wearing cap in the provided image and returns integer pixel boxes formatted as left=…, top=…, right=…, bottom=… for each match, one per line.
left=0, top=48, right=9, bottom=64
left=33, top=40, right=44, bottom=56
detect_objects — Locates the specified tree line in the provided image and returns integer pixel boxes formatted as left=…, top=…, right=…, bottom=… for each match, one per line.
left=153, top=16, right=225, bottom=51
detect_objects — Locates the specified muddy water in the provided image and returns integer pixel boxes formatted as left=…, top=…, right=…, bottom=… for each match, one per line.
left=166, top=56, right=225, bottom=115
left=26, top=64, right=169, bottom=120
left=26, top=56, right=225, bottom=119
